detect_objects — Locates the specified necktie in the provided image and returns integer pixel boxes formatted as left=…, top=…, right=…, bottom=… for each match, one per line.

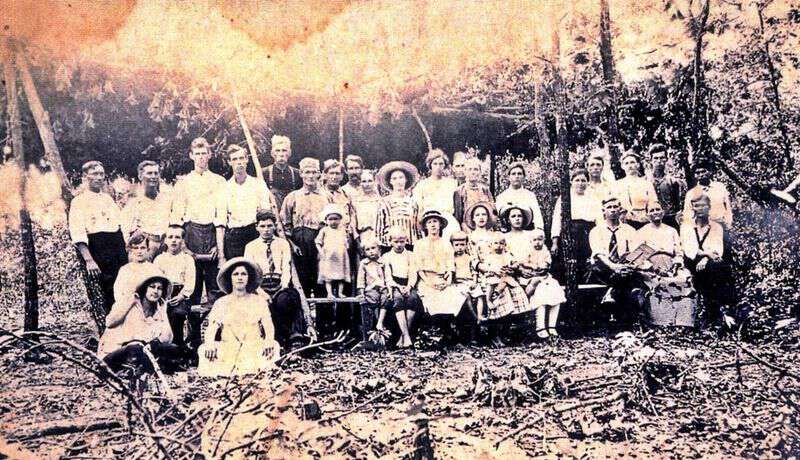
left=265, top=240, right=275, bottom=274
left=609, top=228, right=619, bottom=262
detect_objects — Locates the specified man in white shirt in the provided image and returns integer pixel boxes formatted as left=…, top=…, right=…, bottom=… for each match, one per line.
left=170, top=137, right=226, bottom=306
left=341, top=154, right=364, bottom=200
left=680, top=193, right=735, bottom=327
left=495, top=161, right=544, bottom=230
left=216, top=144, right=280, bottom=262
left=69, top=160, right=129, bottom=318
left=682, top=160, right=733, bottom=229
left=588, top=197, right=646, bottom=327
left=122, top=160, right=172, bottom=260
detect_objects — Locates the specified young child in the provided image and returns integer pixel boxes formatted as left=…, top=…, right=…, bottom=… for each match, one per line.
left=481, top=234, right=522, bottom=313
left=451, top=231, right=481, bottom=343
left=114, top=232, right=156, bottom=302
left=356, top=237, right=389, bottom=343
left=316, top=204, right=351, bottom=298
left=380, top=226, right=422, bottom=348
left=153, top=225, right=196, bottom=349
left=520, top=229, right=566, bottom=338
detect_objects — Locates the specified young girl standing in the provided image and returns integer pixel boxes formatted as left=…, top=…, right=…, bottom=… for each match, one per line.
left=520, top=229, right=566, bottom=338
left=316, top=204, right=351, bottom=298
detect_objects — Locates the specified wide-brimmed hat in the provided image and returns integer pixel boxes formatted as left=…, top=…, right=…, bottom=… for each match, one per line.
left=419, top=209, right=449, bottom=232
left=498, top=203, right=533, bottom=229
left=216, top=257, right=263, bottom=294
left=134, top=267, right=172, bottom=301
left=464, top=201, right=497, bottom=230
left=377, top=161, right=420, bottom=192
left=319, top=203, right=345, bottom=223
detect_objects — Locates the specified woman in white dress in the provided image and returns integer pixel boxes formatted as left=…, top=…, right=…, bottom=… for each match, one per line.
left=198, top=257, right=281, bottom=377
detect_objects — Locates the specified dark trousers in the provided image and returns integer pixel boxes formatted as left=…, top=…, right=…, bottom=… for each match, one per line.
left=103, top=341, right=185, bottom=374
left=686, top=257, right=735, bottom=325
left=290, top=227, right=323, bottom=297
left=223, top=223, right=258, bottom=260
left=86, top=231, right=128, bottom=313
left=267, top=286, right=307, bottom=349
left=184, top=223, right=221, bottom=306
left=589, top=261, right=647, bottom=327
left=167, top=299, right=190, bottom=347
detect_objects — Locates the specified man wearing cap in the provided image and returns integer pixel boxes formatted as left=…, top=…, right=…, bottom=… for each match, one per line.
left=122, top=160, right=173, bottom=260
left=682, top=159, right=733, bottom=229
left=281, top=157, right=333, bottom=296
left=69, top=160, right=129, bottom=319
left=170, top=137, right=226, bottom=307
left=216, top=144, right=281, bottom=263
left=495, top=161, right=545, bottom=230
left=588, top=197, right=646, bottom=327
left=341, top=154, right=364, bottom=199
left=647, top=144, right=686, bottom=229
left=263, top=135, right=302, bottom=208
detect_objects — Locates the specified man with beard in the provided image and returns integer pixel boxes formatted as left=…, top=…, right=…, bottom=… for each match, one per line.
left=341, top=154, right=364, bottom=199
left=263, top=135, right=302, bottom=208
left=122, top=160, right=172, bottom=260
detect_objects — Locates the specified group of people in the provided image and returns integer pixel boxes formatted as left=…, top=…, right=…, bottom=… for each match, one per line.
left=68, top=136, right=736, bottom=377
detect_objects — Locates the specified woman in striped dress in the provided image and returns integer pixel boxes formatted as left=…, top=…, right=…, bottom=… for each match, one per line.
left=375, top=161, right=421, bottom=251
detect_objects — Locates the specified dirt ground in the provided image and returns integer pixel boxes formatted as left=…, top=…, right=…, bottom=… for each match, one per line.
left=1, top=228, right=800, bottom=459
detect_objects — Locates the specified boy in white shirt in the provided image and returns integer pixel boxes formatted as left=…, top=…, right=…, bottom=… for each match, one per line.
left=154, top=225, right=196, bottom=349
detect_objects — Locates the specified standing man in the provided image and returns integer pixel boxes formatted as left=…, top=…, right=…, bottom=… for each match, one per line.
left=216, top=144, right=280, bottom=262
left=453, top=158, right=494, bottom=228
left=648, top=144, right=686, bottom=229
left=170, top=137, right=226, bottom=307
left=586, top=155, right=615, bottom=204
left=263, top=135, right=302, bottom=209
left=341, top=154, right=364, bottom=199
left=122, top=160, right=172, bottom=260
left=452, top=151, right=467, bottom=185
left=495, top=161, right=545, bottom=230
left=682, top=159, right=733, bottom=229
left=69, top=161, right=129, bottom=316
left=281, top=157, right=332, bottom=296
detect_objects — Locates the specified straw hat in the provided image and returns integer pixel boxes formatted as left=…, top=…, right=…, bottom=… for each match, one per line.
left=216, top=257, right=263, bottom=294
left=419, top=209, right=449, bottom=232
left=498, top=203, right=533, bottom=229
left=464, top=201, right=498, bottom=230
left=133, top=267, right=172, bottom=300
left=377, top=161, right=420, bottom=192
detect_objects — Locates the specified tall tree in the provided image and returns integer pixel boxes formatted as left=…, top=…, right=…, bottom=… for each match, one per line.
left=2, top=41, right=40, bottom=357
left=550, top=8, right=578, bottom=307
left=689, top=0, right=711, bottom=176
left=598, top=0, right=624, bottom=179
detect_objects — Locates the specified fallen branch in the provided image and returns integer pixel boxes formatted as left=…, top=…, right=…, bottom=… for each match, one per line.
left=276, top=330, right=348, bottom=366
left=319, top=389, right=391, bottom=424
left=493, top=414, right=545, bottom=449
left=736, top=343, right=800, bottom=381
left=553, top=390, right=627, bottom=414
left=12, top=418, right=123, bottom=441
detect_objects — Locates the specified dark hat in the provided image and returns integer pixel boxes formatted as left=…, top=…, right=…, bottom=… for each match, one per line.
left=419, top=209, right=449, bottom=232
left=498, top=203, right=533, bottom=229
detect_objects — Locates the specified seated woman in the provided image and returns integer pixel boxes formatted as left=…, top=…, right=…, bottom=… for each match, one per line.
left=635, top=201, right=697, bottom=328
left=410, top=210, right=471, bottom=344
left=98, top=267, right=184, bottom=374
left=198, top=257, right=281, bottom=377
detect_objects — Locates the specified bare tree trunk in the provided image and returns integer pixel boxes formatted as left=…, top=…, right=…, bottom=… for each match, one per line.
left=15, top=48, right=72, bottom=199
left=232, top=89, right=263, bottom=180
left=551, top=10, right=577, bottom=308
left=756, top=2, right=794, bottom=171
left=2, top=45, right=40, bottom=344
left=411, top=107, right=433, bottom=152
left=533, top=78, right=551, bottom=157
left=338, top=104, right=345, bottom=163
left=599, top=0, right=623, bottom=179
left=689, top=0, right=710, bottom=184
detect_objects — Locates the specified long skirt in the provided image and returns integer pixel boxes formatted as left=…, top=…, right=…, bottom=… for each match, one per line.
left=417, top=273, right=468, bottom=316
left=197, top=340, right=280, bottom=377
left=484, top=280, right=531, bottom=320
